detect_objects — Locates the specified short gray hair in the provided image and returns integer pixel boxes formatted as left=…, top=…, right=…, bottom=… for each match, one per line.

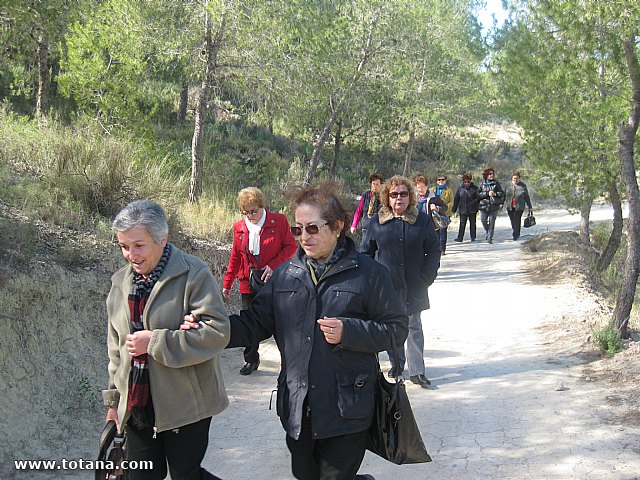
left=112, top=200, right=169, bottom=243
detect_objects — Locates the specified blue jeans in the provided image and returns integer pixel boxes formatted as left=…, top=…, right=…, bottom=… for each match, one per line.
left=480, top=210, right=498, bottom=241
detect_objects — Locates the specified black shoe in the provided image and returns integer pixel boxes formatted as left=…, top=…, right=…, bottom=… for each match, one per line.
left=388, top=368, right=403, bottom=378
left=356, top=475, right=376, bottom=480
left=488, top=239, right=493, bottom=244
left=454, top=238, right=463, bottom=242
left=410, top=374, right=431, bottom=388
left=470, top=238, right=476, bottom=242
left=240, top=361, right=259, bottom=375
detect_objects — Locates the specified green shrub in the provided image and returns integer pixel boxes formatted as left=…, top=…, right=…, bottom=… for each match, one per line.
left=592, top=322, right=624, bottom=356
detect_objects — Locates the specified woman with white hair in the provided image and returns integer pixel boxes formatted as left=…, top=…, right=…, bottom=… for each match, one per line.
left=104, top=200, right=229, bottom=480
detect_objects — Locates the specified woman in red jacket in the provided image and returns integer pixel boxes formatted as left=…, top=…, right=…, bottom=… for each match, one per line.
left=223, top=187, right=297, bottom=375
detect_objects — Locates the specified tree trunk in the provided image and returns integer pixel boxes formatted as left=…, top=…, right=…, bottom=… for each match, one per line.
left=595, top=178, right=623, bottom=273
left=403, top=124, right=415, bottom=177
left=304, top=14, right=376, bottom=185
left=178, top=83, right=189, bottom=126
left=35, top=33, right=50, bottom=118
left=579, top=195, right=592, bottom=246
left=190, top=3, right=224, bottom=203
left=612, top=37, right=640, bottom=338
left=304, top=106, right=341, bottom=185
left=330, top=119, right=342, bottom=179
left=266, top=77, right=275, bottom=135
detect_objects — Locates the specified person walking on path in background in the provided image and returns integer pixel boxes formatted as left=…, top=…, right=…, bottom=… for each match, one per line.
left=104, top=200, right=228, bottom=480
left=477, top=168, right=505, bottom=244
left=361, top=175, right=441, bottom=388
left=452, top=173, right=479, bottom=242
left=350, top=173, right=384, bottom=236
left=505, top=171, right=533, bottom=241
left=414, top=174, right=448, bottom=227
left=429, top=174, right=454, bottom=254
left=183, top=182, right=408, bottom=480
left=222, top=187, right=297, bottom=375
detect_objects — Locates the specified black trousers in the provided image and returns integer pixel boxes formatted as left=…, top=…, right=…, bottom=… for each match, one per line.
left=507, top=209, right=524, bottom=239
left=457, top=213, right=477, bottom=241
left=241, top=293, right=260, bottom=363
left=125, top=417, right=217, bottom=480
left=437, top=226, right=448, bottom=252
left=285, top=411, right=369, bottom=480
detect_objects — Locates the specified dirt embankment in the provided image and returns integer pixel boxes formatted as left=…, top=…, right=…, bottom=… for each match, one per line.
left=0, top=204, right=233, bottom=479
left=525, top=230, right=640, bottom=427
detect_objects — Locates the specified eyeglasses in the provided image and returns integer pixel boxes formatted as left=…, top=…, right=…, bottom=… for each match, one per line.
left=389, top=191, right=410, bottom=199
left=437, top=178, right=446, bottom=182
left=241, top=209, right=260, bottom=216
left=290, top=222, right=329, bottom=236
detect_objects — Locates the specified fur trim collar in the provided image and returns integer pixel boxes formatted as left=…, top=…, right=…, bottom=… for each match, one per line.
left=378, top=206, right=418, bottom=225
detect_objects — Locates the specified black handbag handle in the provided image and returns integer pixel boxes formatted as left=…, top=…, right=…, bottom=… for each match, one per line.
left=242, top=232, right=259, bottom=269
left=387, top=331, right=403, bottom=385
left=97, top=420, right=117, bottom=463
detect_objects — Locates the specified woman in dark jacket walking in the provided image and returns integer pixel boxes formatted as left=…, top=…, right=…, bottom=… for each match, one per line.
left=505, top=171, right=533, bottom=240
left=477, top=167, right=505, bottom=244
left=452, top=173, right=479, bottom=242
left=185, top=183, right=408, bottom=480
left=361, top=175, right=441, bottom=389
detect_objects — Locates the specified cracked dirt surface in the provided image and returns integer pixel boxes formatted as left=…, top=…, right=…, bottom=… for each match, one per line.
left=204, top=206, right=640, bottom=479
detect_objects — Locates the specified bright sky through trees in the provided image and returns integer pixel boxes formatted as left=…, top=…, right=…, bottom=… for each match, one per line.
left=476, top=0, right=508, bottom=34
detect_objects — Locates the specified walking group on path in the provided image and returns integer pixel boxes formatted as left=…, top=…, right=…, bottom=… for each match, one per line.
left=99, top=168, right=640, bottom=480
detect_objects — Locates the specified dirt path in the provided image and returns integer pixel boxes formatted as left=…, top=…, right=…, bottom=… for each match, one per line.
left=205, top=207, right=640, bottom=480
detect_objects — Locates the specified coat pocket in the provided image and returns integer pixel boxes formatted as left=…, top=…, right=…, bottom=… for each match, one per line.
left=335, top=369, right=374, bottom=419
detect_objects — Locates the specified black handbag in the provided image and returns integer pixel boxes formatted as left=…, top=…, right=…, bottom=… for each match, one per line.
left=95, top=420, right=127, bottom=480
left=431, top=211, right=451, bottom=230
left=249, top=267, right=266, bottom=294
left=367, top=336, right=432, bottom=465
left=523, top=211, right=536, bottom=228
left=243, top=233, right=265, bottom=295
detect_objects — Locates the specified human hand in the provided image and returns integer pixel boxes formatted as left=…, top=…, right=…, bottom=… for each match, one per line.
left=222, top=288, right=231, bottom=302
left=261, top=265, right=273, bottom=282
left=179, top=313, right=201, bottom=331
left=317, top=316, right=343, bottom=344
left=106, top=407, right=119, bottom=430
left=126, top=331, right=152, bottom=356
left=350, top=226, right=357, bottom=235
left=488, top=191, right=495, bottom=197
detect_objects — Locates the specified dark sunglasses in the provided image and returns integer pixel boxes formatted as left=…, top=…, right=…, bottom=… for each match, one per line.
left=437, top=178, right=446, bottom=181
left=389, top=191, right=410, bottom=199
left=290, top=222, right=329, bottom=236
left=241, top=209, right=260, bottom=216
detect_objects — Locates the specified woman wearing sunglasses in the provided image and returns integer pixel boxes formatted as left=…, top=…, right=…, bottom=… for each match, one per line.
left=222, top=187, right=297, bottom=375
left=183, top=182, right=408, bottom=480
left=429, top=174, right=454, bottom=254
left=361, top=175, right=441, bottom=388
left=478, top=168, right=505, bottom=244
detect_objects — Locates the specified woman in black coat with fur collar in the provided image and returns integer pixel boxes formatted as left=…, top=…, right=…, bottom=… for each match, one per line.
left=361, top=175, right=441, bottom=389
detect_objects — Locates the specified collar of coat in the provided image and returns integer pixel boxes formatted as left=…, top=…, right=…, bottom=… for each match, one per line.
left=378, top=206, right=418, bottom=225
left=289, top=236, right=359, bottom=275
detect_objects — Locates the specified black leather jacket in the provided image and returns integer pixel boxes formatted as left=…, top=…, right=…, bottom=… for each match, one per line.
left=228, top=237, right=408, bottom=441
left=478, top=180, right=505, bottom=212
